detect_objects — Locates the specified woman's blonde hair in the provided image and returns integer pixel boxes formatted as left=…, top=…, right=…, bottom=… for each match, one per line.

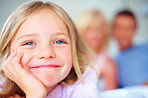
left=0, top=1, right=92, bottom=97
left=77, top=9, right=110, bottom=52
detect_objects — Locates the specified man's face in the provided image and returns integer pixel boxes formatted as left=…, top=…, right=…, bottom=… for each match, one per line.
left=112, top=15, right=136, bottom=51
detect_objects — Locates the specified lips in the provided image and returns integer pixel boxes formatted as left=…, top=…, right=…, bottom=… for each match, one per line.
left=30, top=64, right=61, bottom=69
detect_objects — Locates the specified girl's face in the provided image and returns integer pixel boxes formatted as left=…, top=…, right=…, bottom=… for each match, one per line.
left=82, top=17, right=106, bottom=52
left=10, top=9, right=72, bottom=88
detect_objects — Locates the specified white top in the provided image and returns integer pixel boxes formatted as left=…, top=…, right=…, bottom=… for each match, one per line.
left=46, top=67, right=99, bottom=98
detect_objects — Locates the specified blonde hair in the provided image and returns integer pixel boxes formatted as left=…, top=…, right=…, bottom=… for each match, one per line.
left=0, top=1, right=92, bottom=97
left=77, top=9, right=110, bottom=52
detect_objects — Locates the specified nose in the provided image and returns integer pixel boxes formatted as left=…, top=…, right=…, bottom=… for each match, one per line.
left=36, top=46, right=56, bottom=59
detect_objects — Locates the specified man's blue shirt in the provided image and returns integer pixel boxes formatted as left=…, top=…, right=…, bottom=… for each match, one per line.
left=115, top=43, right=148, bottom=88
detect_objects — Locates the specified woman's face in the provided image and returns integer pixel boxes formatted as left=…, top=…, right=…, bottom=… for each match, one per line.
left=82, top=17, right=106, bottom=52
left=10, top=9, right=72, bottom=88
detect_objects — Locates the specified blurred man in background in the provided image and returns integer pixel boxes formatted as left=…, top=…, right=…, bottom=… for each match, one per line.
left=112, top=9, right=148, bottom=88
left=112, top=10, right=136, bottom=51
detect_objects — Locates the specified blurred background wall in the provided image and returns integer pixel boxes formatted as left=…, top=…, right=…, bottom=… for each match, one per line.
left=0, top=0, right=148, bottom=54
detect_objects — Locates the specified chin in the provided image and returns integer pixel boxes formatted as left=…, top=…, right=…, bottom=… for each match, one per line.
left=39, top=78, right=57, bottom=87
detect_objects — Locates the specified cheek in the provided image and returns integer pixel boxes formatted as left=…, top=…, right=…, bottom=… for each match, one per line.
left=87, top=31, right=94, bottom=38
left=129, top=32, right=134, bottom=38
left=97, top=33, right=104, bottom=40
left=84, top=32, right=93, bottom=43
left=17, top=47, right=34, bottom=68
left=82, top=32, right=89, bottom=42
left=115, top=33, right=122, bottom=39
left=57, top=47, right=72, bottom=66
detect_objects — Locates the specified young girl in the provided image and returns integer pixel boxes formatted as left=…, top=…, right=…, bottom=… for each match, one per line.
left=0, top=1, right=98, bottom=98
left=77, top=9, right=118, bottom=91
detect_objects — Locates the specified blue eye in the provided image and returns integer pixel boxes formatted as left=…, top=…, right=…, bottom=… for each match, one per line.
left=23, top=42, right=35, bottom=45
left=54, top=40, right=66, bottom=44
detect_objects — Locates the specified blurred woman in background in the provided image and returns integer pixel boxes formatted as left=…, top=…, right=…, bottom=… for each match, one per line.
left=77, top=9, right=118, bottom=91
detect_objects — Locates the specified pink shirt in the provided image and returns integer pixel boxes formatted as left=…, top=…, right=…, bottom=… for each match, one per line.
left=46, top=67, right=99, bottom=98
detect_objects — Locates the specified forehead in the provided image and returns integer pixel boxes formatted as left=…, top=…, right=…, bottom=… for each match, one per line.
left=114, top=15, right=135, bottom=25
left=87, top=17, right=105, bottom=29
left=16, top=8, right=69, bottom=37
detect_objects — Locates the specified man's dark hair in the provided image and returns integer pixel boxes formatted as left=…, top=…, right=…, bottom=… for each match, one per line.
left=114, top=9, right=137, bottom=28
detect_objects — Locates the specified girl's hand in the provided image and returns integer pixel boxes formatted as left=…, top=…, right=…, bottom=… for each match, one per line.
left=1, top=50, right=47, bottom=98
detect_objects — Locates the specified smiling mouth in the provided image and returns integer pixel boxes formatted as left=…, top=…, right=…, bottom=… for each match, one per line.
left=30, top=65, right=61, bottom=69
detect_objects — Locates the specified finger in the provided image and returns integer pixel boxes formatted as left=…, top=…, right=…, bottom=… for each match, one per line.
left=1, top=50, right=17, bottom=70
left=5, top=49, right=17, bottom=64
left=4, top=71, right=22, bottom=86
left=3, top=71, right=15, bottom=81
left=11, top=53, right=23, bottom=66
left=3, top=62, right=17, bottom=77
left=3, top=52, right=24, bottom=76
left=3, top=63, right=25, bottom=82
left=10, top=53, right=24, bottom=74
left=8, top=96, right=14, bottom=98
left=13, top=94, right=22, bottom=98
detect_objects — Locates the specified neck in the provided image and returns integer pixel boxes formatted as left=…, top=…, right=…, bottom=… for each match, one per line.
left=120, top=44, right=133, bottom=51
left=46, top=84, right=58, bottom=96
left=94, top=48, right=103, bottom=55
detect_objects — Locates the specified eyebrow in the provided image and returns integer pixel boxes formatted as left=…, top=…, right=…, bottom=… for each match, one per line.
left=17, top=32, right=70, bottom=40
left=53, top=32, right=70, bottom=38
left=17, top=33, right=39, bottom=40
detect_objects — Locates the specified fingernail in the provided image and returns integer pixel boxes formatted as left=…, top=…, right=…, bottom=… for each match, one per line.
left=20, top=52, right=24, bottom=56
left=14, top=48, right=17, bottom=53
